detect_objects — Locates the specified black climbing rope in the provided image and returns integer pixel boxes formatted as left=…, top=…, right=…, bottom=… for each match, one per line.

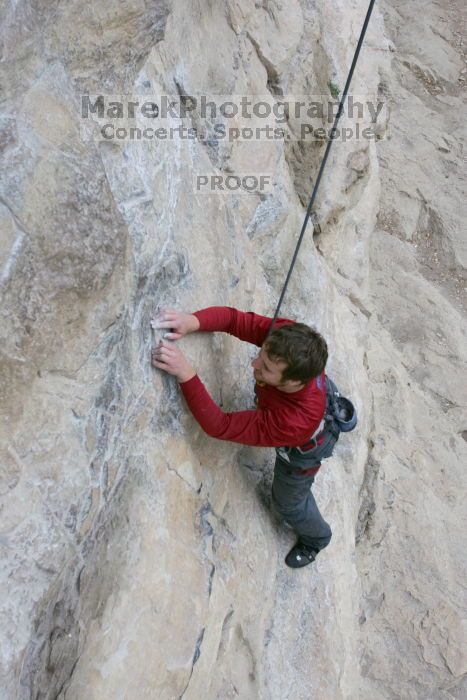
left=267, top=0, right=376, bottom=336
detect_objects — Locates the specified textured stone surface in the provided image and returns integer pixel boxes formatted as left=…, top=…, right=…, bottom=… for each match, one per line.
left=0, top=0, right=465, bottom=698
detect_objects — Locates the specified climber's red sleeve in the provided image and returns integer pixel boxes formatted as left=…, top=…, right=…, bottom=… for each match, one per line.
left=179, top=374, right=314, bottom=447
left=192, top=306, right=293, bottom=347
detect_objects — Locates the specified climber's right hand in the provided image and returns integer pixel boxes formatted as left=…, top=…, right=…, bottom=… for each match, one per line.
left=150, top=309, right=200, bottom=340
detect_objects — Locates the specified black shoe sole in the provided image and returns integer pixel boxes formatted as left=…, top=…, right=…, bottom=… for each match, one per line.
left=285, top=545, right=317, bottom=568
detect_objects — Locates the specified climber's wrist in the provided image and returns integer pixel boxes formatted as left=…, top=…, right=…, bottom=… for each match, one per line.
left=189, top=314, right=200, bottom=333
left=177, top=367, right=196, bottom=384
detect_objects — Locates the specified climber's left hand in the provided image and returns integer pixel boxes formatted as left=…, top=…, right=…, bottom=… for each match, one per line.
left=151, top=340, right=196, bottom=383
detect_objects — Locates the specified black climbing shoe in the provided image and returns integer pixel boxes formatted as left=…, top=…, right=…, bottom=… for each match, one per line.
left=285, top=540, right=319, bottom=569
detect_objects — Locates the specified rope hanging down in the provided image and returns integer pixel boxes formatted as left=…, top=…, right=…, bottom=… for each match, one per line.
left=267, top=0, right=376, bottom=337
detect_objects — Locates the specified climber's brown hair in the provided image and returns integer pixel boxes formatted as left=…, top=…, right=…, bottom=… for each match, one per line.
left=263, top=322, right=328, bottom=384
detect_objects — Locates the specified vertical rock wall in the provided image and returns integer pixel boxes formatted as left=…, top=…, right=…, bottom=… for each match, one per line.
left=0, top=1, right=465, bottom=698
left=355, top=1, right=467, bottom=698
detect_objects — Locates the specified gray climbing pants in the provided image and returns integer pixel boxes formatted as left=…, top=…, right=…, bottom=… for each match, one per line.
left=272, top=447, right=332, bottom=551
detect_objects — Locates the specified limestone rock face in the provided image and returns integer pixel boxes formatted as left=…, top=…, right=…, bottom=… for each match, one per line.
left=0, top=0, right=465, bottom=699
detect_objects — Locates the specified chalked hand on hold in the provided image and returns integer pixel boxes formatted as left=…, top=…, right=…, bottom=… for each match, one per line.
left=150, top=308, right=200, bottom=340
left=151, top=339, right=196, bottom=383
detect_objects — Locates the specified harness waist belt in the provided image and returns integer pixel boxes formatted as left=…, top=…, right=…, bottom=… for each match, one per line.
left=298, top=418, right=326, bottom=452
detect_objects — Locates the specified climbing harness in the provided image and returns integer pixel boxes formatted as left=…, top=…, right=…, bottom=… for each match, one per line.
left=306, top=376, right=356, bottom=449
left=277, top=377, right=357, bottom=465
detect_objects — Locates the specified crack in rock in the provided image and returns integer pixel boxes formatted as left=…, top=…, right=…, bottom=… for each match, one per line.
left=178, top=627, right=206, bottom=700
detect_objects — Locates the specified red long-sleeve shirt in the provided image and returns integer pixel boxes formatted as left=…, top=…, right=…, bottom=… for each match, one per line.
left=179, top=306, right=327, bottom=448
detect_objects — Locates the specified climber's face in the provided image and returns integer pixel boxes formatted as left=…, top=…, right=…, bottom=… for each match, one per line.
left=251, top=346, right=303, bottom=391
left=251, top=347, right=283, bottom=384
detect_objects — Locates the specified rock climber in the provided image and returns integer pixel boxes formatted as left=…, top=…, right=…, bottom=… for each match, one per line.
left=151, top=305, right=333, bottom=569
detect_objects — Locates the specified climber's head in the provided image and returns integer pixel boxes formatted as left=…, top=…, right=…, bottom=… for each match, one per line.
left=251, top=323, right=328, bottom=391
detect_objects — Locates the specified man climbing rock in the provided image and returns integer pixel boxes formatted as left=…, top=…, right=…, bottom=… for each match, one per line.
left=151, top=306, right=332, bottom=569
